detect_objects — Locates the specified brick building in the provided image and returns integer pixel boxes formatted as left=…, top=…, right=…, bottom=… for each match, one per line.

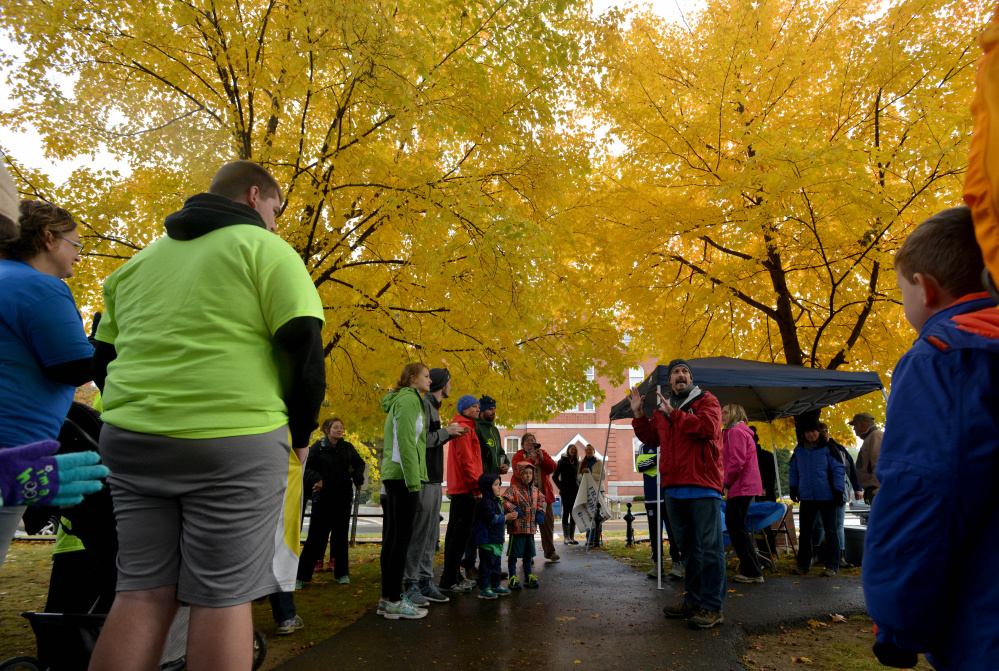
left=441, top=359, right=660, bottom=502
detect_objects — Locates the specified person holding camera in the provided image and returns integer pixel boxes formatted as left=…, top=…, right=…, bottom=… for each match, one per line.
left=512, top=433, right=558, bottom=562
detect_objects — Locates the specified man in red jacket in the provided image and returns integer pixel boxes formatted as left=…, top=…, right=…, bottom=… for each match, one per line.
left=439, top=395, right=483, bottom=592
left=629, top=359, right=725, bottom=630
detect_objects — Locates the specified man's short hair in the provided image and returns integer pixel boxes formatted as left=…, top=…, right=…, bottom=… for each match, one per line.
left=894, top=206, right=985, bottom=297
left=208, top=161, right=282, bottom=203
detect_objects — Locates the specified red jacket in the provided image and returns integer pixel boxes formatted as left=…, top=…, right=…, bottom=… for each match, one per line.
left=446, top=414, right=482, bottom=496
left=632, top=388, right=724, bottom=492
left=512, top=447, right=557, bottom=504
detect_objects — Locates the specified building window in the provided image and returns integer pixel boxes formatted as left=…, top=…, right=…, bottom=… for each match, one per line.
left=629, top=366, right=645, bottom=389
left=583, top=366, right=596, bottom=412
left=633, top=437, right=643, bottom=473
left=505, top=436, right=520, bottom=463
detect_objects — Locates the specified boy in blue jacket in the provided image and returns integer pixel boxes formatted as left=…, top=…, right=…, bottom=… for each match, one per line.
left=863, top=206, right=999, bottom=670
left=473, top=473, right=517, bottom=599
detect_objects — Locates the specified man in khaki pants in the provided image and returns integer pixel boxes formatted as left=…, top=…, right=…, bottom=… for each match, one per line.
left=851, top=413, right=883, bottom=504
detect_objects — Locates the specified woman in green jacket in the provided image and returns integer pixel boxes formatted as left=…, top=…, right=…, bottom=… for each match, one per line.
left=377, top=363, right=430, bottom=620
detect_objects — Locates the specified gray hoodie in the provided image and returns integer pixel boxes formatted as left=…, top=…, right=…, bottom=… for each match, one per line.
left=423, top=391, right=450, bottom=484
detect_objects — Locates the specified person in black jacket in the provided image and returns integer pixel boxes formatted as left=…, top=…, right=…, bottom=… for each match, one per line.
left=554, top=444, right=580, bottom=545
left=297, top=417, right=366, bottom=585
left=751, top=426, right=779, bottom=558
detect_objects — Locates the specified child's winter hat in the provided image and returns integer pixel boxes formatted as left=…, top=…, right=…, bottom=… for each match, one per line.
left=478, top=472, right=501, bottom=498
left=456, top=395, right=479, bottom=413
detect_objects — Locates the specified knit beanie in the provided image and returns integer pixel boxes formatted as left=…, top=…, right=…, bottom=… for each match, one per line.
left=456, top=395, right=479, bottom=414
left=429, top=368, right=450, bottom=393
left=796, top=416, right=820, bottom=433
left=667, top=358, right=692, bottom=379
left=478, top=395, right=497, bottom=411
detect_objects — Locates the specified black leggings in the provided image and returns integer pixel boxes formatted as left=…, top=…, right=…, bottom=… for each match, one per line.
left=725, top=496, right=762, bottom=578
left=297, top=494, right=352, bottom=581
left=381, top=480, right=419, bottom=600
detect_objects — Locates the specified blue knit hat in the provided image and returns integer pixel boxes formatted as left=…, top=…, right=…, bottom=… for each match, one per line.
left=478, top=395, right=497, bottom=411
left=456, top=395, right=479, bottom=414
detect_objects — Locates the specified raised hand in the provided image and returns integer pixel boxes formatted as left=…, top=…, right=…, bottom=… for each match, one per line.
left=628, top=386, right=644, bottom=417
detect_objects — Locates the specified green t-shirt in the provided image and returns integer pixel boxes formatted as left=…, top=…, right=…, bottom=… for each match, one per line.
left=96, top=225, right=324, bottom=438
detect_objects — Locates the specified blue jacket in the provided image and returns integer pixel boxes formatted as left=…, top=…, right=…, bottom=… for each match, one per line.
left=863, top=294, right=999, bottom=670
left=474, top=473, right=507, bottom=545
left=788, top=440, right=845, bottom=501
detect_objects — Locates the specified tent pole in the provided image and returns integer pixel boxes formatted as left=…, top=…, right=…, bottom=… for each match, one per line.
left=769, top=424, right=782, bottom=500
left=881, top=388, right=889, bottom=405
left=656, top=451, right=663, bottom=590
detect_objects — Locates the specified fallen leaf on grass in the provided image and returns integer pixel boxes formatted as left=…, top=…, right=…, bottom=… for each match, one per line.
left=830, top=614, right=847, bottom=622
left=792, top=657, right=812, bottom=663
left=556, top=616, right=576, bottom=621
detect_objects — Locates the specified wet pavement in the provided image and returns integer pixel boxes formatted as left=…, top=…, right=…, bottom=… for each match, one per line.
left=275, top=542, right=866, bottom=671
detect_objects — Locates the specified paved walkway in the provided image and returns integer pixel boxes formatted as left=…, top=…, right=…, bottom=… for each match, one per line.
left=276, top=542, right=866, bottom=671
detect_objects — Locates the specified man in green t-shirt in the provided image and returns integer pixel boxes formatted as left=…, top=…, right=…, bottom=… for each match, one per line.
left=89, top=161, right=325, bottom=671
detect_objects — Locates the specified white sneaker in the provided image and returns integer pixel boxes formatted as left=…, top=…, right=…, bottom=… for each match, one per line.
left=381, top=599, right=427, bottom=620
left=275, top=615, right=304, bottom=635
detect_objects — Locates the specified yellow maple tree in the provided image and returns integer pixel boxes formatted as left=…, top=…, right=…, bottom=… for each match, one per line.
left=0, top=0, right=627, bottom=432
left=578, top=0, right=988, bottom=391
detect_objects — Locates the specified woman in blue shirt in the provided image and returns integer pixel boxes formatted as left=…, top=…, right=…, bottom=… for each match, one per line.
left=0, top=199, right=93, bottom=565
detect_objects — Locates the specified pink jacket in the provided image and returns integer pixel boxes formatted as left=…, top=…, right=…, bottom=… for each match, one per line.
left=722, top=422, right=763, bottom=498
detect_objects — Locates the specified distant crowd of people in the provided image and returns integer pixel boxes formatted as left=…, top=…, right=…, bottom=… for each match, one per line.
left=0, top=153, right=995, bottom=671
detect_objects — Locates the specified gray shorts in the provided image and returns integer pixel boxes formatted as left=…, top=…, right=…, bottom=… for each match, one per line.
left=100, top=424, right=303, bottom=607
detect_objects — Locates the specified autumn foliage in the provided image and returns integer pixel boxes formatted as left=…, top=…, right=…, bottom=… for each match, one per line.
left=0, top=0, right=991, bottom=431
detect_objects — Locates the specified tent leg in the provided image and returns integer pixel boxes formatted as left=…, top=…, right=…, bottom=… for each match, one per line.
left=768, top=423, right=782, bottom=500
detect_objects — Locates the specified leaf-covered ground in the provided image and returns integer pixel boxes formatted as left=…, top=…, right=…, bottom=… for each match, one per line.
left=601, top=539, right=928, bottom=670
left=742, top=615, right=931, bottom=670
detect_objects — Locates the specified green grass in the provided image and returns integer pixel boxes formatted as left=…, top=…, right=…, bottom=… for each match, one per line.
left=0, top=541, right=56, bottom=660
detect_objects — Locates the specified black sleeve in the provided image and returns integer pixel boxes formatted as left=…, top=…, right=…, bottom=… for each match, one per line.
left=43, top=356, right=94, bottom=387
left=350, top=445, right=366, bottom=488
left=274, top=316, right=326, bottom=449
left=303, top=441, right=324, bottom=486
left=90, top=341, right=118, bottom=393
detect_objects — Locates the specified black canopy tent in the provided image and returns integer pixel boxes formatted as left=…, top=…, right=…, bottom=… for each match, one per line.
left=609, top=357, right=886, bottom=422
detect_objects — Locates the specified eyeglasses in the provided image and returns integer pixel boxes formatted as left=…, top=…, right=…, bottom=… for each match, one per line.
left=56, top=236, right=85, bottom=254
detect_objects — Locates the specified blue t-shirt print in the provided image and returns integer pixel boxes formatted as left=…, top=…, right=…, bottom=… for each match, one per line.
left=0, top=260, right=93, bottom=448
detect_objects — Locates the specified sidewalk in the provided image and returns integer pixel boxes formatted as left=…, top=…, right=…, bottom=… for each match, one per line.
left=275, top=541, right=866, bottom=670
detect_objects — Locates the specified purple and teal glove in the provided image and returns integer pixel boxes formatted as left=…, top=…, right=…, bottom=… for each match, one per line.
left=0, top=440, right=109, bottom=508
